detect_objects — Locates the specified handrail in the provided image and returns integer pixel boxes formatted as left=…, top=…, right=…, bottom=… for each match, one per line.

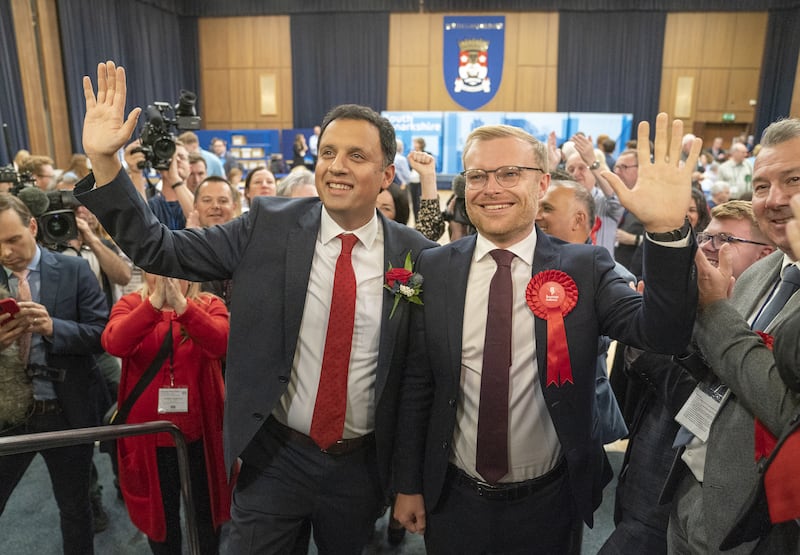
left=0, top=421, right=200, bottom=555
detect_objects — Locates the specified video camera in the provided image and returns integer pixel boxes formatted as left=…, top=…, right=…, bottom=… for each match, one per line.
left=134, top=90, right=201, bottom=171
left=0, top=165, right=79, bottom=247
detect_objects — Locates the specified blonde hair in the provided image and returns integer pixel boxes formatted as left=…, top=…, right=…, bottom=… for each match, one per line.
left=462, top=125, right=549, bottom=173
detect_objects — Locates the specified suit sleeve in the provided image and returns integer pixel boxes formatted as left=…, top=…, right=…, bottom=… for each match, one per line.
left=596, top=239, right=698, bottom=355
left=694, top=299, right=800, bottom=435
left=48, top=257, right=107, bottom=355
left=76, top=169, right=249, bottom=283
left=393, top=252, right=434, bottom=494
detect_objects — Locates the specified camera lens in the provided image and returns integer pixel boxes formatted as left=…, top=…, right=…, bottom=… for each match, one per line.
left=45, top=214, right=70, bottom=238
left=153, top=137, right=176, bottom=160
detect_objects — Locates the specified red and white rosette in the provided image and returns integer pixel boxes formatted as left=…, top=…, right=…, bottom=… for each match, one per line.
left=526, top=270, right=578, bottom=387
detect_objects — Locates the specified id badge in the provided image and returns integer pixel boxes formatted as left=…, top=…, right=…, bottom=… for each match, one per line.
left=675, top=381, right=730, bottom=442
left=157, top=387, right=188, bottom=413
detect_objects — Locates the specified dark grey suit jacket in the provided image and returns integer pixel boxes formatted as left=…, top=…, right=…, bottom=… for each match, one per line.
left=76, top=170, right=435, bottom=492
left=394, top=228, right=697, bottom=527
left=681, top=250, right=800, bottom=553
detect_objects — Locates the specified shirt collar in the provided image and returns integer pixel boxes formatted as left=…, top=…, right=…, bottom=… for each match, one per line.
left=319, top=206, right=380, bottom=250
left=4, top=245, right=41, bottom=279
left=474, top=227, right=537, bottom=267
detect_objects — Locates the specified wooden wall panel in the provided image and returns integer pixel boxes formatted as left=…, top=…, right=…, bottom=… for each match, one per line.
left=661, top=11, right=766, bottom=143
left=792, top=50, right=800, bottom=118
left=11, top=0, right=46, bottom=156
left=198, top=16, right=292, bottom=130
left=36, top=0, right=71, bottom=167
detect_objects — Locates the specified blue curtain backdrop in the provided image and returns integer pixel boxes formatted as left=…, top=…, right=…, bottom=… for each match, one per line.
left=557, top=11, right=666, bottom=131
left=57, top=0, right=198, bottom=153
left=0, top=0, right=29, bottom=165
left=754, top=7, right=800, bottom=140
left=290, top=12, right=390, bottom=128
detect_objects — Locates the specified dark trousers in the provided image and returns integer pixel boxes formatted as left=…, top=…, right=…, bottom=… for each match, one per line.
left=147, top=440, right=219, bottom=555
left=228, top=419, right=384, bottom=555
left=425, top=463, right=582, bottom=555
left=0, top=411, right=94, bottom=555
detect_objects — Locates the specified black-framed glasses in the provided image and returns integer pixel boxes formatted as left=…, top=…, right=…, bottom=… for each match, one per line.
left=697, top=232, right=769, bottom=249
left=460, top=166, right=543, bottom=190
left=614, top=164, right=638, bottom=171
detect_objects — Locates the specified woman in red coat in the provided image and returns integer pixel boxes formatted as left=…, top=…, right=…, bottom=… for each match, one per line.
left=102, top=274, right=231, bottom=555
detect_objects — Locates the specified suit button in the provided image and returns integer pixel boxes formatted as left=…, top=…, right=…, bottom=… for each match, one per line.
left=278, top=376, right=289, bottom=383
left=252, top=413, right=264, bottom=420
left=442, top=441, right=449, bottom=450
left=448, top=398, right=456, bottom=408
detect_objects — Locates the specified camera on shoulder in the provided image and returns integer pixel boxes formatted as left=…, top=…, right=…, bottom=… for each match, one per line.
left=133, top=90, right=201, bottom=171
left=0, top=165, right=79, bottom=247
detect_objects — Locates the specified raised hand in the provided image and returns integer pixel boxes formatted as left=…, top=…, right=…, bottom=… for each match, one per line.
left=82, top=61, right=142, bottom=185
left=163, top=278, right=188, bottom=315
left=407, top=151, right=436, bottom=178
left=695, top=244, right=735, bottom=307
left=148, top=275, right=166, bottom=311
left=603, top=113, right=702, bottom=233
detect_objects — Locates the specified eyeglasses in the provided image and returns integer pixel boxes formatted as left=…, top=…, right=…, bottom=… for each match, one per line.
left=614, top=164, right=637, bottom=171
left=460, top=166, right=543, bottom=190
left=696, top=232, right=769, bottom=249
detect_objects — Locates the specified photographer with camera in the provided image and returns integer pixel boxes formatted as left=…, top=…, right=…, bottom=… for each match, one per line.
left=146, top=141, right=194, bottom=230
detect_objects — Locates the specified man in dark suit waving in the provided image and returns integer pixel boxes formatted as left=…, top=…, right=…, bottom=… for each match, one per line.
left=77, top=61, right=435, bottom=554
left=393, top=114, right=701, bottom=553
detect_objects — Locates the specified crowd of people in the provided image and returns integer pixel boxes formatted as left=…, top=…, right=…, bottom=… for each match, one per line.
left=0, top=58, right=798, bottom=555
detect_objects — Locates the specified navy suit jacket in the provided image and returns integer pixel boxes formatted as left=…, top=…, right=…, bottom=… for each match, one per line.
left=394, top=228, right=697, bottom=526
left=2, top=248, right=108, bottom=428
left=76, top=170, right=436, bottom=491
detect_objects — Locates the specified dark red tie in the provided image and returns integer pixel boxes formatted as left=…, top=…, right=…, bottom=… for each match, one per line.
left=310, top=233, right=359, bottom=449
left=476, top=249, right=515, bottom=484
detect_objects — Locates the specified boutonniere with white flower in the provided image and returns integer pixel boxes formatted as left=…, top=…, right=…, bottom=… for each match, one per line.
left=384, top=252, right=424, bottom=318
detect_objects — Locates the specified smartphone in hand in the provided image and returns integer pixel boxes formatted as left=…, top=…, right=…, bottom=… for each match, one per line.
left=0, top=298, right=20, bottom=325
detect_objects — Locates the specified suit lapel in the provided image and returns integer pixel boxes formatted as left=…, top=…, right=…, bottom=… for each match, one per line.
left=532, top=229, right=561, bottom=390
left=375, top=217, right=421, bottom=400
left=38, top=250, right=59, bottom=312
left=446, top=237, right=475, bottom=382
left=283, top=206, right=321, bottom=367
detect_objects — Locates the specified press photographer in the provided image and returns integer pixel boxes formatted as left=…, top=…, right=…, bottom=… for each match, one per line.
left=128, top=91, right=200, bottom=229
left=0, top=165, right=79, bottom=248
left=0, top=192, right=108, bottom=553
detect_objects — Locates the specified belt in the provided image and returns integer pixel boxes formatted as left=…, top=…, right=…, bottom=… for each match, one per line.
left=27, top=399, right=62, bottom=416
left=448, top=459, right=567, bottom=501
left=267, top=417, right=374, bottom=456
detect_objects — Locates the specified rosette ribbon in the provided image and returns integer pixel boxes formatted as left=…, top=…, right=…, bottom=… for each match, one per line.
left=526, top=270, right=578, bottom=387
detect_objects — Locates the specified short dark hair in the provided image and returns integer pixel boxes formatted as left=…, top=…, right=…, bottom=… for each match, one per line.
left=320, top=104, right=396, bottom=168
left=194, top=176, right=236, bottom=203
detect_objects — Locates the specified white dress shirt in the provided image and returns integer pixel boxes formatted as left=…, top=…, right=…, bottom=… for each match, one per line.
left=274, top=208, right=385, bottom=438
left=452, top=229, right=562, bottom=483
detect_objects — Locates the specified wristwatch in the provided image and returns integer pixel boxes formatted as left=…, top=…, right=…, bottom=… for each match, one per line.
left=588, top=160, right=601, bottom=170
left=647, top=217, right=692, bottom=242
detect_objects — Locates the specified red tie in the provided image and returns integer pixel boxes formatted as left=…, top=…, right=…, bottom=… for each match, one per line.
left=14, top=270, right=31, bottom=365
left=476, top=249, right=515, bottom=484
left=310, top=233, right=359, bottom=449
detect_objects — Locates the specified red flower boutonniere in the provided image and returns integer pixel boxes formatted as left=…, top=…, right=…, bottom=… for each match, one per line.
left=384, top=252, right=424, bottom=318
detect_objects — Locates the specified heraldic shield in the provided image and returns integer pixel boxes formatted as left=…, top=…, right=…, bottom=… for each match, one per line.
left=443, top=16, right=505, bottom=111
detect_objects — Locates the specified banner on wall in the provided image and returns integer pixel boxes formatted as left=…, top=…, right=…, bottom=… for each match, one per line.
left=443, top=16, right=505, bottom=111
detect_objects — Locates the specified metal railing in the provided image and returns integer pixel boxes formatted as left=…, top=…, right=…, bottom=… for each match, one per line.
left=0, top=421, right=200, bottom=555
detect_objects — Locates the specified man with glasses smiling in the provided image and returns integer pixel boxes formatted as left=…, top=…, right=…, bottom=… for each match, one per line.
left=394, top=114, right=701, bottom=553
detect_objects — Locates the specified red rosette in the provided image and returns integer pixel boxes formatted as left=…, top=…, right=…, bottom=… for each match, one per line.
left=526, top=270, right=579, bottom=387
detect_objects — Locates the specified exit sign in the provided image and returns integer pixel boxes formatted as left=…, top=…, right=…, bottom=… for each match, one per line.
left=722, top=113, right=736, bottom=122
